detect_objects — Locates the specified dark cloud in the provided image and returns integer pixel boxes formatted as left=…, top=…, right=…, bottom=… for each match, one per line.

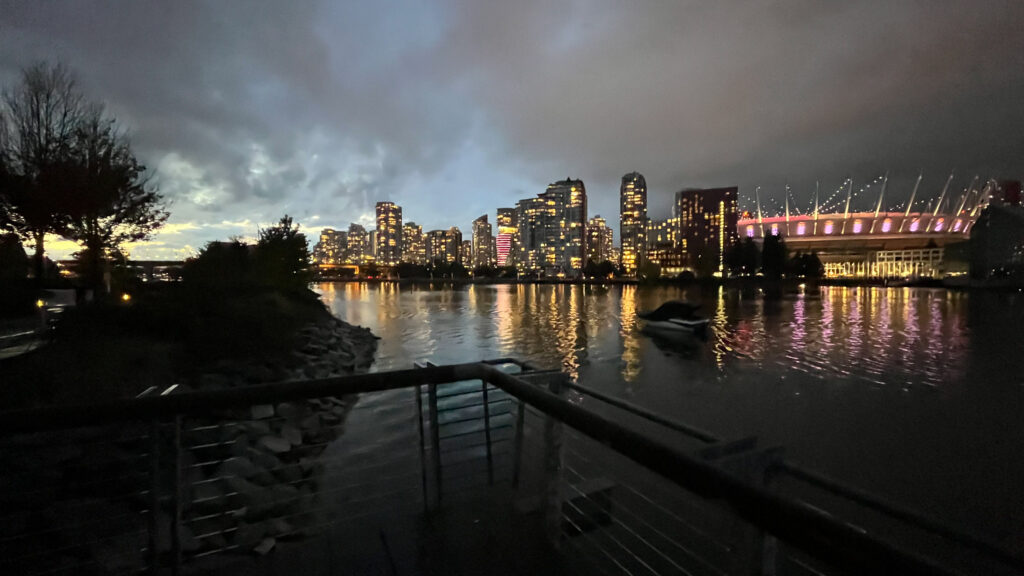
left=1, top=1, right=1022, bottom=257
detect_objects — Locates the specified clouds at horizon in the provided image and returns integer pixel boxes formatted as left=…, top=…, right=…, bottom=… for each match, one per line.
left=2, top=1, right=1022, bottom=259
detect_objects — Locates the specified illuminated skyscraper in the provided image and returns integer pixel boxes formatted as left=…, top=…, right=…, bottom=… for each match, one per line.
left=586, top=216, right=613, bottom=264
left=515, top=178, right=587, bottom=276
left=471, top=214, right=493, bottom=268
left=460, top=240, right=473, bottom=267
left=346, top=223, right=371, bottom=263
left=675, top=187, right=739, bottom=275
left=375, top=201, right=402, bottom=266
left=402, top=222, right=426, bottom=264
left=495, top=208, right=518, bottom=267
left=620, top=172, right=647, bottom=275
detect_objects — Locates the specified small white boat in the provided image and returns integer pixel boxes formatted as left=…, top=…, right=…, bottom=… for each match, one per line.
left=637, top=301, right=710, bottom=336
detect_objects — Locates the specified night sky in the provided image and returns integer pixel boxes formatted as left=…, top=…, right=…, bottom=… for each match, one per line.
left=2, top=1, right=1023, bottom=259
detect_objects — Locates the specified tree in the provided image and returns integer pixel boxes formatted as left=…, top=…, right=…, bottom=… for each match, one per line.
left=637, top=260, right=662, bottom=282
left=761, top=233, right=787, bottom=279
left=0, top=232, right=28, bottom=281
left=255, top=215, right=311, bottom=292
left=595, top=260, right=616, bottom=278
left=725, top=238, right=760, bottom=277
left=62, top=110, right=167, bottom=293
left=0, top=62, right=87, bottom=283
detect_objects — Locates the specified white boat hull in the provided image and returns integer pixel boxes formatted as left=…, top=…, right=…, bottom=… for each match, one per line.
left=642, top=318, right=710, bottom=333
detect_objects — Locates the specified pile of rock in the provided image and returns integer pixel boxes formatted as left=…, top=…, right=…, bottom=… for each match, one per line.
left=179, top=315, right=379, bottom=557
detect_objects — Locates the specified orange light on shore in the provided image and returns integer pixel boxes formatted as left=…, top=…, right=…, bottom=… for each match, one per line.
left=121, top=293, right=131, bottom=302
left=36, top=299, right=45, bottom=308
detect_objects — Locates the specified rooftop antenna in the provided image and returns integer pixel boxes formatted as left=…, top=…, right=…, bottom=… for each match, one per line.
left=899, top=171, right=922, bottom=233
left=870, top=172, right=889, bottom=233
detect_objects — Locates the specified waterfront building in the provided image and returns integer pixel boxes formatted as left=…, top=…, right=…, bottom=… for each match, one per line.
left=737, top=175, right=984, bottom=278
left=676, top=187, right=739, bottom=276
left=460, top=240, right=473, bottom=267
left=368, top=230, right=378, bottom=260
left=346, top=223, right=372, bottom=263
left=426, top=230, right=447, bottom=264
left=620, top=172, right=647, bottom=276
left=646, top=218, right=685, bottom=274
left=496, top=207, right=518, bottom=267
left=402, top=222, right=426, bottom=264
left=312, top=228, right=346, bottom=265
left=375, top=202, right=403, bottom=266
left=515, top=178, right=587, bottom=276
left=471, top=214, right=493, bottom=268
left=586, top=216, right=614, bottom=264
left=970, top=203, right=1024, bottom=279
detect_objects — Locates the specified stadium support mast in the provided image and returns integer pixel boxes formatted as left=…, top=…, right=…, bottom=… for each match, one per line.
left=899, top=171, right=922, bottom=233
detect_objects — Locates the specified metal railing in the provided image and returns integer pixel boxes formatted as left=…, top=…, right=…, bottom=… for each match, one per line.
left=0, top=359, right=1019, bottom=575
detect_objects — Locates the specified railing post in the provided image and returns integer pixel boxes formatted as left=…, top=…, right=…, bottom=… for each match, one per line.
left=171, top=415, right=183, bottom=576
left=481, top=380, right=494, bottom=485
left=415, top=384, right=429, bottom=513
left=148, top=420, right=161, bottom=574
left=511, top=399, right=526, bottom=489
left=427, top=382, right=442, bottom=506
left=542, top=374, right=566, bottom=549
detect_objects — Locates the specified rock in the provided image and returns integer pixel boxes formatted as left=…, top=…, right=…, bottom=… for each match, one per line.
left=244, top=419, right=271, bottom=436
left=280, top=424, right=302, bottom=446
left=299, top=414, right=321, bottom=430
left=246, top=446, right=283, bottom=473
left=251, top=405, right=275, bottom=420
left=217, top=456, right=261, bottom=481
left=257, top=435, right=291, bottom=454
left=253, top=537, right=276, bottom=555
left=276, top=402, right=309, bottom=422
left=192, top=480, right=226, bottom=511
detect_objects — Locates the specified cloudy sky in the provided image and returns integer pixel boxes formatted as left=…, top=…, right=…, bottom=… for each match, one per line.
left=2, top=1, right=1023, bottom=259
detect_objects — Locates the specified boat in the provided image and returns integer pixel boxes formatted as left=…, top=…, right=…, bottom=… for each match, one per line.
left=636, top=301, right=710, bottom=336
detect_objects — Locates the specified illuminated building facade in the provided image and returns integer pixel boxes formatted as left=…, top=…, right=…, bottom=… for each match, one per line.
left=425, top=227, right=462, bottom=264
left=460, top=240, right=473, bottom=267
left=586, top=215, right=613, bottom=264
left=514, top=178, right=587, bottom=276
left=346, top=223, right=372, bottom=263
left=313, top=228, right=346, bottom=264
left=620, top=172, right=647, bottom=275
left=375, top=202, right=402, bottom=266
left=676, top=187, right=739, bottom=275
left=402, top=222, right=426, bottom=264
left=471, top=214, right=493, bottom=268
left=496, top=208, right=518, bottom=267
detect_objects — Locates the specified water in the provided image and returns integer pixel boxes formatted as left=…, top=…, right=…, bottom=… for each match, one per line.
left=317, top=282, right=1024, bottom=544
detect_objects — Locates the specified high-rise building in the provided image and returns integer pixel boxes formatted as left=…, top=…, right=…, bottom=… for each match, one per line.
left=620, top=172, right=647, bottom=276
left=460, top=240, right=473, bottom=267
left=402, top=222, right=426, bottom=264
left=375, top=202, right=402, bottom=266
left=515, top=178, right=587, bottom=276
left=675, top=187, right=739, bottom=275
left=313, top=228, right=347, bottom=265
left=471, top=214, right=493, bottom=269
left=495, top=208, right=518, bottom=267
left=368, top=230, right=378, bottom=260
left=586, top=215, right=614, bottom=265
left=646, top=218, right=684, bottom=273
left=425, top=227, right=462, bottom=264
left=346, top=224, right=371, bottom=263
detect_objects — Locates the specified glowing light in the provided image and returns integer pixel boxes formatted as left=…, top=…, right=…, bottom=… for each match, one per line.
left=36, top=299, right=45, bottom=308
left=953, top=220, right=962, bottom=232
left=909, top=219, right=920, bottom=232
left=934, top=219, right=944, bottom=232
left=770, top=223, right=779, bottom=236
left=796, top=222, right=806, bottom=235
left=746, top=225, right=755, bottom=238
left=852, top=220, right=863, bottom=234
left=824, top=221, right=834, bottom=234
left=881, top=219, right=892, bottom=233
left=122, top=293, right=131, bottom=302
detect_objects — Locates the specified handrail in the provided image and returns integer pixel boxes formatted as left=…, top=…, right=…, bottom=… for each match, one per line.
left=0, top=360, right=1017, bottom=574
left=474, top=364, right=963, bottom=576
left=563, top=378, right=1020, bottom=569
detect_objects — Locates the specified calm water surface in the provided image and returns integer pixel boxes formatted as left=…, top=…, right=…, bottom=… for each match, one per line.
left=317, top=282, right=1024, bottom=541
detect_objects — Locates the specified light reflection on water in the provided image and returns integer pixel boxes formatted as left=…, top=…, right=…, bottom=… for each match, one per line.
left=318, top=282, right=1024, bottom=538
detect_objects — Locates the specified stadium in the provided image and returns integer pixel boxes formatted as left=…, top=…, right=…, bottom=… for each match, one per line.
left=737, top=174, right=989, bottom=279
